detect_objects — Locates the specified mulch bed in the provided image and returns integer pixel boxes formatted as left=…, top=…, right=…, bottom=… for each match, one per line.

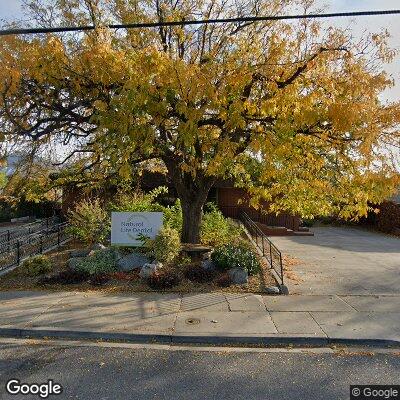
left=0, top=240, right=277, bottom=294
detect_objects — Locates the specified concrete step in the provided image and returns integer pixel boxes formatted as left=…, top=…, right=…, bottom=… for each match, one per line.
left=255, top=223, right=292, bottom=236
left=292, top=231, right=314, bottom=236
left=255, top=222, right=314, bottom=236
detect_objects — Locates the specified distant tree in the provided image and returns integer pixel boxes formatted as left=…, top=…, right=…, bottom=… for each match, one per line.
left=1, top=0, right=399, bottom=243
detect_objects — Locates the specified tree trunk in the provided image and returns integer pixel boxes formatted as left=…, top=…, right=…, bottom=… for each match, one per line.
left=180, top=197, right=204, bottom=244
left=163, top=157, right=215, bottom=244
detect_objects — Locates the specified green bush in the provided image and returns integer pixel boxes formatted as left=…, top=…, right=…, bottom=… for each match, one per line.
left=211, top=244, right=261, bottom=275
left=22, top=255, right=53, bottom=276
left=176, top=254, right=192, bottom=267
left=301, top=218, right=315, bottom=228
left=67, top=197, right=110, bottom=245
left=75, top=249, right=118, bottom=276
left=111, top=191, right=241, bottom=242
left=110, top=187, right=168, bottom=213
left=146, top=226, right=181, bottom=263
left=110, top=187, right=183, bottom=232
left=200, top=203, right=242, bottom=246
left=162, top=199, right=183, bottom=232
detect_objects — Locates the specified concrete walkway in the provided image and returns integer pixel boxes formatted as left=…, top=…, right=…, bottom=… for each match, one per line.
left=272, top=226, right=400, bottom=295
left=1, top=291, right=400, bottom=346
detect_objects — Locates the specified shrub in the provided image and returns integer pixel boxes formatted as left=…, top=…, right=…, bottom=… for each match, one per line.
left=301, top=218, right=315, bottom=228
left=110, top=187, right=183, bottom=231
left=111, top=187, right=168, bottom=213
left=200, top=203, right=242, bottom=246
left=211, top=244, right=261, bottom=275
left=215, top=273, right=232, bottom=288
left=146, top=226, right=181, bottom=263
left=162, top=199, right=183, bottom=232
left=39, top=270, right=89, bottom=285
left=183, top=263, right=215, bottom=283
left=22, top=255, right=53, bottom=276
left=75, top=249, right=118, bottom=276
left=176, top=254, right=192, bottom=267
left=147, top=270, right=181, bottom=290
left=67, top=197, right=110, bottom=245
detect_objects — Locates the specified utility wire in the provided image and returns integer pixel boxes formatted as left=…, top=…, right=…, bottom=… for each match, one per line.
left=0, top=9, right=400, bottom=36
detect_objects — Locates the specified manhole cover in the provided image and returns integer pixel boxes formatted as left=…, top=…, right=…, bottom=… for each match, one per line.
left=185, top=318, right=201, bottom=325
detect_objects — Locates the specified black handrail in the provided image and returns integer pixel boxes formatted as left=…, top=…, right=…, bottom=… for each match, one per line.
left=240, top=211, right=284, bottom=286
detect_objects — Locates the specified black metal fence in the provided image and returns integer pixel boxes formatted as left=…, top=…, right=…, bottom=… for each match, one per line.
left=0, top=216, right=60, bottom=250
left=240, top=211, right=284, bottom=286
left=0, top=222, right=69, bottom=272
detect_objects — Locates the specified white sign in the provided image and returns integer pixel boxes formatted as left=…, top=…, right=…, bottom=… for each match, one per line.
left=111, top=212, right=163, bottom=246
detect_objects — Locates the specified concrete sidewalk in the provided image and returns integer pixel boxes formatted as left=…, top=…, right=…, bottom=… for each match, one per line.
left=272, top=226, right=400, bottom=295
left=1, top=291, right=400, bottom=346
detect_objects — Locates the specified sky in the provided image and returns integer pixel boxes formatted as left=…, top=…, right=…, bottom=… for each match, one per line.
left=0, top=0, right=399, bottom=102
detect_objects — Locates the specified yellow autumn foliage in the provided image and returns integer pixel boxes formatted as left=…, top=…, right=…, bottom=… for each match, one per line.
left=0, top=0, right=399, bottom=232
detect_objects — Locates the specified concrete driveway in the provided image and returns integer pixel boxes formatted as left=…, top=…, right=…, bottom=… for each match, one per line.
left=272, top=227, right=400, bottom=295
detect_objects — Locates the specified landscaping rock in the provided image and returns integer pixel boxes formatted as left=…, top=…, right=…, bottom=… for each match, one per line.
left=139, top=262, right=162, bottom=279
left=69, top=249, right=90, bottom=258
left=117, top=252, right=151, bottom=271
left=68, top=257, right=85, bottom=270
left=228, top=268, right=248, bottom=285
left=201, top=259, right=216, bottom=271
left=279, top=285, right=289, bottom=295
left=265, top=286, right=280, bottom=295
left=91, top=243, right=107, bottom=251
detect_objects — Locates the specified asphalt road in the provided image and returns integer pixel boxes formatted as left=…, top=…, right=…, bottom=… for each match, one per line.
left=0, top=341, right=399, bottom=400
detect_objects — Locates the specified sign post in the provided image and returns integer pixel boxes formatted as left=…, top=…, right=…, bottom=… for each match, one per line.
left=111, top=212, right=163, bottom=246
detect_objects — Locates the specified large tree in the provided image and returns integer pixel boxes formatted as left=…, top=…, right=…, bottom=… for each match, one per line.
left=1, top=0, right=399, bottom=243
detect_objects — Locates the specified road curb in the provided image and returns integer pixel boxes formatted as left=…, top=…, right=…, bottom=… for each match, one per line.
left=1, top=328, right=399, bottom=348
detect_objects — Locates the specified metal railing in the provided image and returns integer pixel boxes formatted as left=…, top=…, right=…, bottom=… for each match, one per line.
left=240, top=211, right=284, bottom=286
left=0, top=216, right=60, bottom=249
left=0, top=222, right=69, bottom=272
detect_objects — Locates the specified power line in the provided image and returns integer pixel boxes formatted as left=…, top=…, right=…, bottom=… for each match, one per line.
left=1, top=9, right=400, bottom=37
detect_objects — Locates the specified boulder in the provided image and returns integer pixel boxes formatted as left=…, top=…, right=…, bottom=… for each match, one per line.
left=201, top=259, right=216, bottom=271
left=228, top=268, right=248, bottom=285
left=69, top=249, right=90, bottom=258
left=139, top=262, right=162, bottom=279
left=68, top=257, right=85, bottom=270
left=117, top=252, right=151, bottom=271
left=279, top=285, right=289, bottom=295
left=264, top=286, right=280, bottom=295
left=91, top=243, right=107, bottom=251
